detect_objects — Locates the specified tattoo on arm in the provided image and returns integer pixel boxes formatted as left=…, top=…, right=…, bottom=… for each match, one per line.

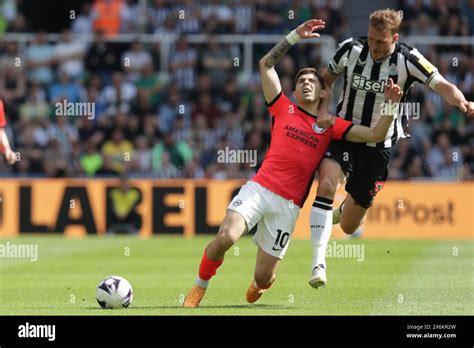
left=263, top=39, right=292, bottom=68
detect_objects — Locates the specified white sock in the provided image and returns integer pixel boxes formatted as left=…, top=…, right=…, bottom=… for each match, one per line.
left=310, top=196, right=333, bottom=271
left=195, top=277, right=209, bottom=289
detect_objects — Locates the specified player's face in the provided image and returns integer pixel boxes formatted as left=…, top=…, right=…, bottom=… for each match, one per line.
left=295, top=74, right=321, bottom=104
left=367, top=26, right=398, bottom=61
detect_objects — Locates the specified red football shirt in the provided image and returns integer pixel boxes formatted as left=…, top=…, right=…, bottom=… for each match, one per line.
left=0, top=100, right=7, bottom=128
left=252, top=92, right=353, bottom=207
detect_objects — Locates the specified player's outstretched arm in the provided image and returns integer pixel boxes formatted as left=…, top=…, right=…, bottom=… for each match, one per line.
left=259, top=19, right=325, bottom=103
left=434, top=77, right=474, bottom=117
left=345, top=78, right=403, bottom=143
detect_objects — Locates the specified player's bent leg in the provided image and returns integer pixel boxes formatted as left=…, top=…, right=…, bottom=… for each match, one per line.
left=184, top=210, right=248, bottom=308
left=246, top=247, right=280, bottom=304
left=206, top=209, right=248, bottom=260
left=339, top=194, right=367, bottom=235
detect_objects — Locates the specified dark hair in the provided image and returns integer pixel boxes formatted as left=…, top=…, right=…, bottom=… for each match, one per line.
left=294, top=68, right=325, bottom=90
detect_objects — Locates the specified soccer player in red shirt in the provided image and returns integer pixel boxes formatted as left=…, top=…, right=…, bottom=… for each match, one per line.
left=183, top=19, right=403, bottom=308
left=0, top=100, right=16, bottom=165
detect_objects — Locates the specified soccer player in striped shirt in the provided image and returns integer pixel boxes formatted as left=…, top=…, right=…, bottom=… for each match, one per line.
left=309, top=9, right=474, bottom=288
left=183, top=19, right=403, bottom=308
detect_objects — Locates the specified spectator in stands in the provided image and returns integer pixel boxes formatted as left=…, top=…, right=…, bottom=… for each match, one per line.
left=148, top=0, right=174, bottom=33
left=47, top=114, right=79, bottom=156
left=122, top=40, right=153, bottom=82
left=408, top=13, right=439, bottom=53
left=101, top=128, right=134, bottom=173
left=92, top=0, right=125, bottom=38
left=158, top=86, right=191, bottom=133
left=121, top=0, right=141, bottom=33
left=80, top=141, right=103, bottom=176
left=85, top=31, right=120, bottom=85
left=169, top=36, right=197, bottom=92
left=192, top=92, right=220, bottom=129
left=71, top=2, right=94, bottom=35
left=176, top=0, right=202, bottom=34
left=19, top=81, right=50, bottom=122
left=0, top=0, right=17, bottom=33
left=201, top=34, right=232, bottom=91
left=256, top=0, right=285, bottom=34
left=101, top=71, right=137, bottom=116
left=0, top=62, right=26, bottom=109
left=135, top=62, right=162, bottom=109
left=464, top=0, right=474, bottom=34
left=0, top=41, right=24, bottom=78
left=427, top=132, right=464, bottom=179
left=173, top=114, right=192, bottom=143
left=54, top=30, right=86, bottom=80
left=49, top=71, right=84, bottom=105
left=106, top=174, right=142, bottom=234
left=201, top=0, right=234, bottom=34
left=26, top=31, right=55, bottom=85
left=152, top=132, right=192, bottom=173
left=389, top=139, right=419, bottom=179
left=43, top=137, right=69, bottom=177
left=156, top=151, right=180, bottom=178
left=130, top=135, right=152, bottom=175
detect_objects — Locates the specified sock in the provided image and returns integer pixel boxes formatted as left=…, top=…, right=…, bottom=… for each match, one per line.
left=196, top=248, right=223, bottom=288
left=310, top=196, right=333, bottom=270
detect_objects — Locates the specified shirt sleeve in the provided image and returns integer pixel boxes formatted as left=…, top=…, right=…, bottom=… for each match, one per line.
left=327, top=37, right=353, bottom=76
left=0, top=100, right=7, bottom=128
left=266, top=91, right=291, bottom=117
left=332, top=117, right=353, bottom=140
left=406, top=48, right=442, bottom=90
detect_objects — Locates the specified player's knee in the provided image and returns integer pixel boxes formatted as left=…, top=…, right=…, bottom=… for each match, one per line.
left=254, top=271, right=275, bottom=289
left=317, top=176, right=338, bottom=198
left=215, top=225, right=237, bottom=251
left=340, top=221, right=358, bottom=235
left=340, top=216, right=365, bottom=235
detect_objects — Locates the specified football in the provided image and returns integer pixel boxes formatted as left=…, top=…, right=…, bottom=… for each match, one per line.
left=95, top=276, right=133, bottom=309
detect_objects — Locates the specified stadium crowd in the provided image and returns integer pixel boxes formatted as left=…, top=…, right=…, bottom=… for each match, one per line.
left=0, top=0, right=472, bottom=180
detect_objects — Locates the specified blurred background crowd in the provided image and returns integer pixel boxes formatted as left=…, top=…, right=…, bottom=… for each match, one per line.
left=0, top=0, right=472, bottom=180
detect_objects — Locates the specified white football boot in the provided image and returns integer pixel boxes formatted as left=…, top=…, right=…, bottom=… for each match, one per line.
left=309, top=264, right=327, bottom=289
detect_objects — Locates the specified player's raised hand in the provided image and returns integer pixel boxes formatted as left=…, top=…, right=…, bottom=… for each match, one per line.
left=460, top=100, right=474, bottom=117
left=384, top=78, right=403, bottom=103
left=295, top=19, right=325, bottom=39
left=4, top=148, right=16, bottom=165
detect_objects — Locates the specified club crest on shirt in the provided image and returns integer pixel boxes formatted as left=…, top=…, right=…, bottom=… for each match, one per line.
left=312, top=123, right=326, bottom=134
left=388, top=64, right=398, bottom=76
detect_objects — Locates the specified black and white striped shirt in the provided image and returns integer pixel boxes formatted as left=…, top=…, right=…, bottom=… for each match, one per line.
left=328, top=37, right=442, bottom=148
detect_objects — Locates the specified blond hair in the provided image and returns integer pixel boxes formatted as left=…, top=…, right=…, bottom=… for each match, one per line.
left=369, top=9, right=402, bottom=34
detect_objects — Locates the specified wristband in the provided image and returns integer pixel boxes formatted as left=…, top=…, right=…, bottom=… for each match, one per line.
left=285, top=30, right=301, bottom=45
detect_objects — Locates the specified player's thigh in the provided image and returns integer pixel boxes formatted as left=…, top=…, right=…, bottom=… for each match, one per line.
left=340, top=194, right=368, bottom=233
left=223, top=181, right=266, bottom=242
left=252, top=190, right=299, bottom=260
left=254, top=246, right=280, bottom=280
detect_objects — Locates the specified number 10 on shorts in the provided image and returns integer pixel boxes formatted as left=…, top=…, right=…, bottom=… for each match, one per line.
left=274, top=229, right=290, bottom=250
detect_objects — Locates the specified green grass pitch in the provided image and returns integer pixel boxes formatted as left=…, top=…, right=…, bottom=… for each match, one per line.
left=0, top=235, right=473, bottom=315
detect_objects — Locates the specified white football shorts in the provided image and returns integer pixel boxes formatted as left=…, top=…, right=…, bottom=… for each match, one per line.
left=227, top=180, right=300, bottom=259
